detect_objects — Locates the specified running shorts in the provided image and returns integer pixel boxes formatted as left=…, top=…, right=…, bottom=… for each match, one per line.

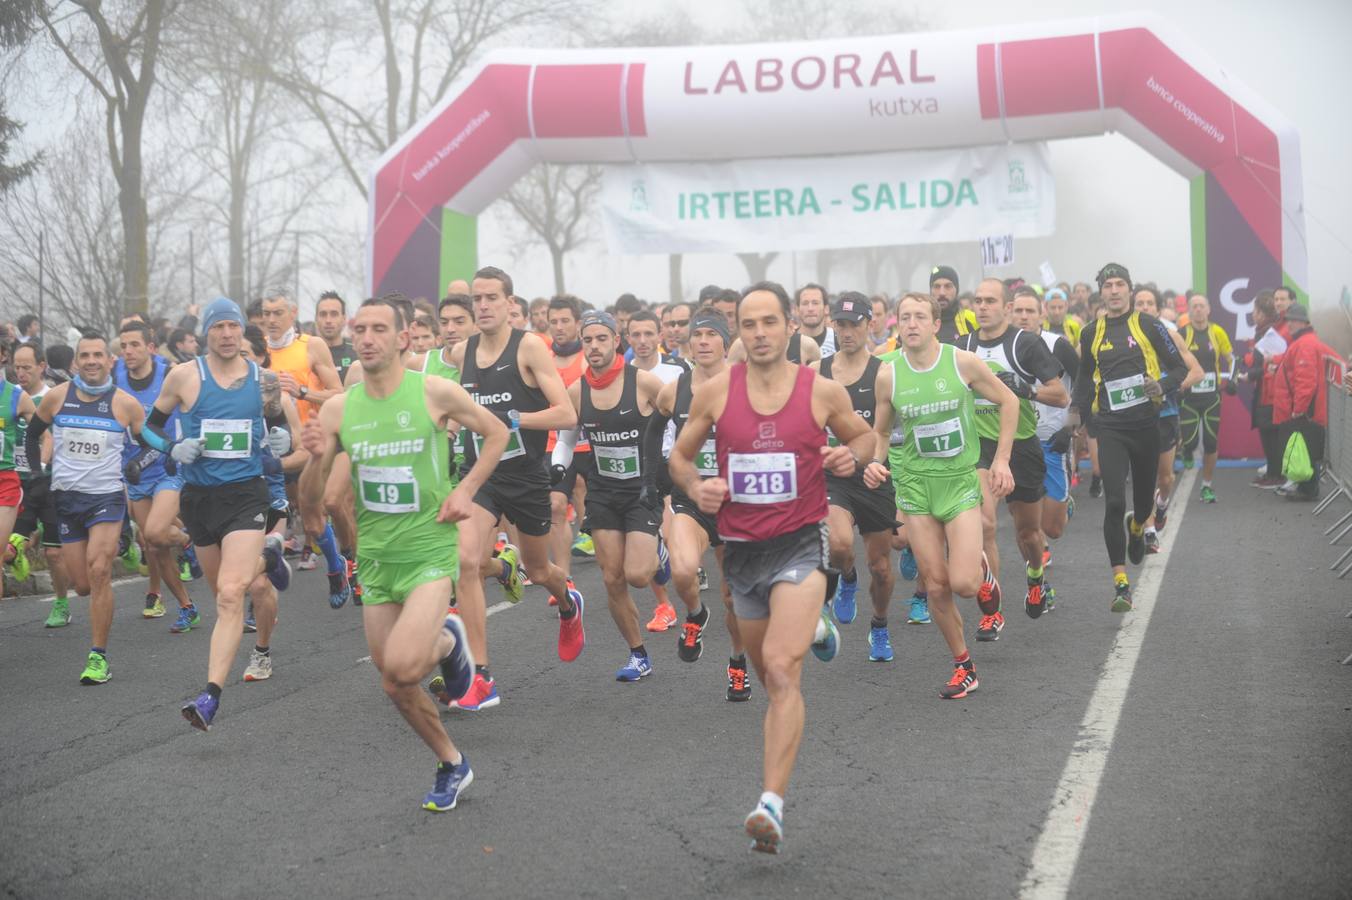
left=894, top=468, right=981, bottom=524
left=0, top=470, right=20, bottom=507
left=474, top=463, right=552, bottom=537
left=180, top=479, right=269, bottom=547
left=1041, top=441, right=1069, bottom=503
left=826, top=473, right=899, bottom=534
left=357, top=554, right=457, bottom=606
left=978, top=436, right=1047, bottom=504
left=126, top=472, right=184, bottom=502
left=54, top=489, right=126, bottom=544
left=722, top=522, right=830, bottom=621
left=585, top=491, right=660, bottom=536
left=670, top=489, right=721, bottom=547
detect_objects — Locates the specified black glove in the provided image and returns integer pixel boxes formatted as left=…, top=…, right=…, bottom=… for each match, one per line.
left=123, top=447, right=164, bottom=486
left=550, top=463, right=569, bottom=487
left=997, top=370, right=1035, bottom=400
left=1049, top=427, right=1073, bottom=455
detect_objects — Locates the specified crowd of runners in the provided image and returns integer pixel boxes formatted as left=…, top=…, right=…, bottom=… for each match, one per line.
left=4, top=260, right=1318, bottom=852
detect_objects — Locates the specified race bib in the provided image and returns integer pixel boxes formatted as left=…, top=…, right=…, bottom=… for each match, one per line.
left=727, top=452, right=797, bottom=504
left=473, top=426, right=525, bottom=461
left=452, top=428, right=465, bottom=459
left=201, top=418, right=252, bottom=458
left=913, top=418, right=964, bottom=459
left=594, top=444, right=639, bottom=480
left=695, top=438, right=718, bottom=477
left=1190, top=373, right=1217, bottom=394
left=358, top=464, right=419, bottom=514
left=63, top=427, right=109, bottom=461
left=1105, top=374, right=1148, bottom=411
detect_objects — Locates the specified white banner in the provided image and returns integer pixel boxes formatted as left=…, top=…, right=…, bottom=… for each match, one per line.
left=600, top=143, right=1055, bottom=255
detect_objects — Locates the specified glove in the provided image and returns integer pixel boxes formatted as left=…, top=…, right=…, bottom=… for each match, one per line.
left=1143, top=377, right=1164, bottom=398
left=266, top=426, right=291, bottom=457
left=171, top=437, right=206, bottom=465
left=122, top=448, right=163, bottom=486
left=550, top=463, right=569, bottom=488
left=997, top=370, right=1035, bottom=400
left=638, top=480, right=659, bottom=512
left=1049, top=427, right=1073, bottom=455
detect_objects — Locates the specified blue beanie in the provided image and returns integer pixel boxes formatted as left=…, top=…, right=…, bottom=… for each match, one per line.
left=202, top=296, right=245, bottom=332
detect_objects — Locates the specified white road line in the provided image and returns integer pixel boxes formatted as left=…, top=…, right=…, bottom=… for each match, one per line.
left=1019, top=468, right=1196, bottom=899
left=30, top=575, right=141, bottom=604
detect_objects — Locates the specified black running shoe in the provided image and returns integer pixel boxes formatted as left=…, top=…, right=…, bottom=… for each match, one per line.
left=1089, top=475, right=1103, bottom=498
left=726, top=658, right=751, bottom=702
left=1125, top=512, right=1146, bottom=565
left=678, top=606, right=709, bottom=663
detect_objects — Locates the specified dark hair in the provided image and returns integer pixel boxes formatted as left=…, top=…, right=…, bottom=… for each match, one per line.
left=439, top=294, right=474, bottom=319
left=1273, top=285, right=1297, bottom=301
left=12, top=342, right=42, bottom=364
left=169, top=328, right=194, bottom=348
left=664, top=301, right=693, bottom=320
left=473, top=265, right=514, bottom=299
left=739, top=281, right=793, bottom=321
left=246, top=298, right=264, bottom=320
left=529, top=296, right=549, bottom=311
left=512, top=296, right=530, bottom=319
left=1253, top=289, right=1277, bottom=320
left=316, top=290, right=346, bottom=313
left=412, top=312, right=439, bottom=334
left=1012, top=285, right=1042, bottom=303
left=715, top=289, right=740, bottom=305
left=118, top=321, right=155, bottom=345
left=794, top=282, right=827, bottom=306
left=46, top=344, right=74, bottom=372
left=76, top=331, right=109, bottom=352
left=614, top=293, right=644, bottom=314
left=627, top=309, right=660, bottom=332
left=363, top=296, right=408, bottom=331
left=242, top=324, right=270, bottom=367
left=548, top=294, right=582, bottom=322
left=16, top=313, right=38, bottom=334
left=697, top=284, right=723, bottom=304
left=1130, top=285, right=1161, bottom=309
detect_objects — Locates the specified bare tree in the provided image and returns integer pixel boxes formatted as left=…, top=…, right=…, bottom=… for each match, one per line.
left=37, top=0, right=178, bottom=318
left=737, top=253, right=779, bottom=285
left=501, top=163, right=602, bottom=295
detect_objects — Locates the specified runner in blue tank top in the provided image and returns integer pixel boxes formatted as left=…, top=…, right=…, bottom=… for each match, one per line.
left=141, top=297, right=293, bottom=731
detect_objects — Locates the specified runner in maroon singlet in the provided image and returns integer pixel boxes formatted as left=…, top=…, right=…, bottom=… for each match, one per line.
left=669, top=281, right=876, bottom=855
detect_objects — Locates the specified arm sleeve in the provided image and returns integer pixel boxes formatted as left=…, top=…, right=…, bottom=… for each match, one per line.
left=138, top=405, right=177, bottom=452
left=24, top=413, right=49, bottom=473
left=551, top=428, right=578, bottom=470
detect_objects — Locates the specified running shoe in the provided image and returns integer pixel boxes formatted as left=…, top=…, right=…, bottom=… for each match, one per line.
left=179, top=543, right=203, bottom=581
left=557, top=588, right=586, bottom=662
left=243, top=604, right=256, bottom=633
left=745, top=801, right=784, bottom=854
left=646, top=601, right=678, bottom=633
left=181, top=691, right=218, bottom=731
left=1089, top=474, right=1103, bottom=498
left=45, top=597, right=72, bottom=628
left=898, top=546, right=918, bottom=582
left=832, top=574, right=858, bottom=625
left=263, top=534, right=292, bottom=591
left=143, top=592, right=165, bottom=618
left=243, top=650, right=272, bottom=682
left=119, top=528, right=143, bottom=574
left=654, top=533, right=671, bottom=586
left=1182, top=455, right=1195, bottom=470
left=327, top=567, right=352, bottom=609
left=726, top=658, right=751, bottom=702
left=697, top=566, right=709, bottom=591
left=678, top=607, right=708, bottom=662
left=1200, top=484, right=1217, bottom=504
left=170, top=604, right=200, bottom=633
left=348, top=557, right=363, bottom=605
left=868, top=624, right=894, bottom=662
left=437, top=615, right=476, bottom=703
left=497, top=544, right=523, bottom=603
left=810, top=610, right=841, bottom=662
left=7, top=533, right=30, bottom=582
left=1251, top=474, right=1284, bottom=489
left=422, top=756, right=473, bottom=812
left=1043, top=548, right=1053, bottom=569
left=907, top=594, right=931, bottom=625
left=977, top=554, right=1001, bottom=616
left=616, top=651, right=653, bottom=682
left=940, top=662, right=978, bottom=699
left=446, top=672, right=500, bottom=711
left=570, top=532, right=595, bottom=557
left=1025, top=573, right=1046, bottom=620
left=1125, top=512, right=1146, bottom=565
left=1111, top=581, right=1133, bottom=613
left=79, top=651, right=110, bottom=685
left=297, top=545, right=317, bottom=571
left=283, top=535, right=302, bottom=555
left=1066, top=494, right=1075, bottom=519
left=1154, top=492, right=1169, bottom=531
left=1044, top=585, right=1057, bottom=612
left=975, top=612, right=1005, bottom=642
left=549, top=576, right=577, bottom=608
left=1143, top=531, right=1161, bottom=555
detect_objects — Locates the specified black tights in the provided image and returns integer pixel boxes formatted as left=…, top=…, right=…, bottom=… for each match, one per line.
left=1259, top=425, right=1284, bottom=476
left=1098, top=425, right=1160, bottom=567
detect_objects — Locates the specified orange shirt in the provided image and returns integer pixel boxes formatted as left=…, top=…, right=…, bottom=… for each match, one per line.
left=269, top=333, right=318, bottom=424
left=548, top=351, right=588, bottom=452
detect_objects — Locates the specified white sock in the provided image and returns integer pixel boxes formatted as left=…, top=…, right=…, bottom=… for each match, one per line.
left=1144, top=526, right=1157, bottom=537
left=759, top=791, right=784, bottom=818
left=1202, top=480, right=1212, bottom=488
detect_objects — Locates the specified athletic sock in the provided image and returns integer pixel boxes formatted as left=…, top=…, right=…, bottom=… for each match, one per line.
left=1026, top=563, right=1044, bottom=580
left=630, top=644, right=648, bottom=658
left=474, top=664, right=491, bottom=681
left=729, top=654, right=746, bottom=668
left=914, top=590, right=928, bottom=601
left=1114, top=572, right=1130, bottom=588
left=870, top=616, right=887, bottom=629
left=255, top=645, right=270, bottom=656
left=91, top=646, right=107, bottom=656
left=316, top=523, right=344, bottom=573
left=688, top=604, right=709, bottom=624
left=1144, top=526, right=1157, bottom=537
left=1202, top=480, right=1212, bottom=488
left=842, top=567, right=857, bottom=583
left=759, top=790, right=784, bottom=819
left=206, top=682, right=222, bottom=700
left=953, top=650, right=971, bottom=668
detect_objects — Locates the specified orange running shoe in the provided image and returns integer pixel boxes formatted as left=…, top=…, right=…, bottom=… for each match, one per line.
left=940, top=662, right=979, bottom=699
left=646, top=601, right=678, bottom=632
left=975, top=611, right=1004, bottom=642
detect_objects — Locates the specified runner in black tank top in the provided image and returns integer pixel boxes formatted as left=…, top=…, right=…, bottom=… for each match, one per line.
left=818, top=296, right=899, bottom=661
left=553, top=312, right=665, bottom=682
left=459, top=328, right=549, bottom=478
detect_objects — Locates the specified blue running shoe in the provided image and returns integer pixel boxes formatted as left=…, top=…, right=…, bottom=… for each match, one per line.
left=907, top=594, right=931, bottom=625
left=437, top=614, right=476, bottom=703
left=899, top=546, right=918, bottom=581
left=832, top=573, right=857, bottom=625
left=243, top=603, right=257, bottom=633
left=170, top=604, right=201, bottom=633
left=745, top=801, right=784, bottom=854
left=182, top=691, right=219, bottom=731
left=182, top=544, right=204, bottom=580
left=868, top=625, right=894, bottom=662
left=327, top=568, right=351, bottom=609
left=811, top=610, right=840, bottom=662
left=423, top=756, right=474, bottom=812
left=615, top=651, right=653, bottom=682
left=263, top=535, right=291, bottom=592
left=653, top=533, right=671, bottom=587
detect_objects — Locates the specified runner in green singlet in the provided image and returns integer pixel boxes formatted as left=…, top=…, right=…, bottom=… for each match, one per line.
left=299, top=297, right=509, bottom=811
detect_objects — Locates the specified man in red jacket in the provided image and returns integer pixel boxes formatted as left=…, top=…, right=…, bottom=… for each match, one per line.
left=1273, top=304, right=1335, bottom=501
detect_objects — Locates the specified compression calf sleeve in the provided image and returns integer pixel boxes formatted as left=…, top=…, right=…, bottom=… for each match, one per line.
left=316, top=522, right=343, bottom=573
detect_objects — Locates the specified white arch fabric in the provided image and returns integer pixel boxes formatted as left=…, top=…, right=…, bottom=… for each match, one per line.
left=367, top=11, right=1304, bottom=307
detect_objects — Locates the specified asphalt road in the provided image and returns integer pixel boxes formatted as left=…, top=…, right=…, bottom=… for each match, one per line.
left=2, top=468, right=1349, bottom=899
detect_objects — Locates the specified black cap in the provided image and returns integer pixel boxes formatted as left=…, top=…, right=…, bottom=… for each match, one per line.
left=1285, top=302, right=1310, bottom=323
left=831, top=292, right=872, bottom=324
left=1096, top=262, right=1132, bottom=289
left=930, top=265, right=959, bottom=290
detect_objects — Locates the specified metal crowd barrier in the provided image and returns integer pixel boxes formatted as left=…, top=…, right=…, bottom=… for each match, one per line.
left=1311, top=358, right=1352, bottom=665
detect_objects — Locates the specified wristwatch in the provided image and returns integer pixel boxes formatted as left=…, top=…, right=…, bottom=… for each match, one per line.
left=506, top=409, right=521, bottom=429
left=298, top=385, right=309, bottom=400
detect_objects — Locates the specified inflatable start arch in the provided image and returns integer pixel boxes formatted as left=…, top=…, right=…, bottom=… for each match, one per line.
left=368, top=12, right=1305, bottom=339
